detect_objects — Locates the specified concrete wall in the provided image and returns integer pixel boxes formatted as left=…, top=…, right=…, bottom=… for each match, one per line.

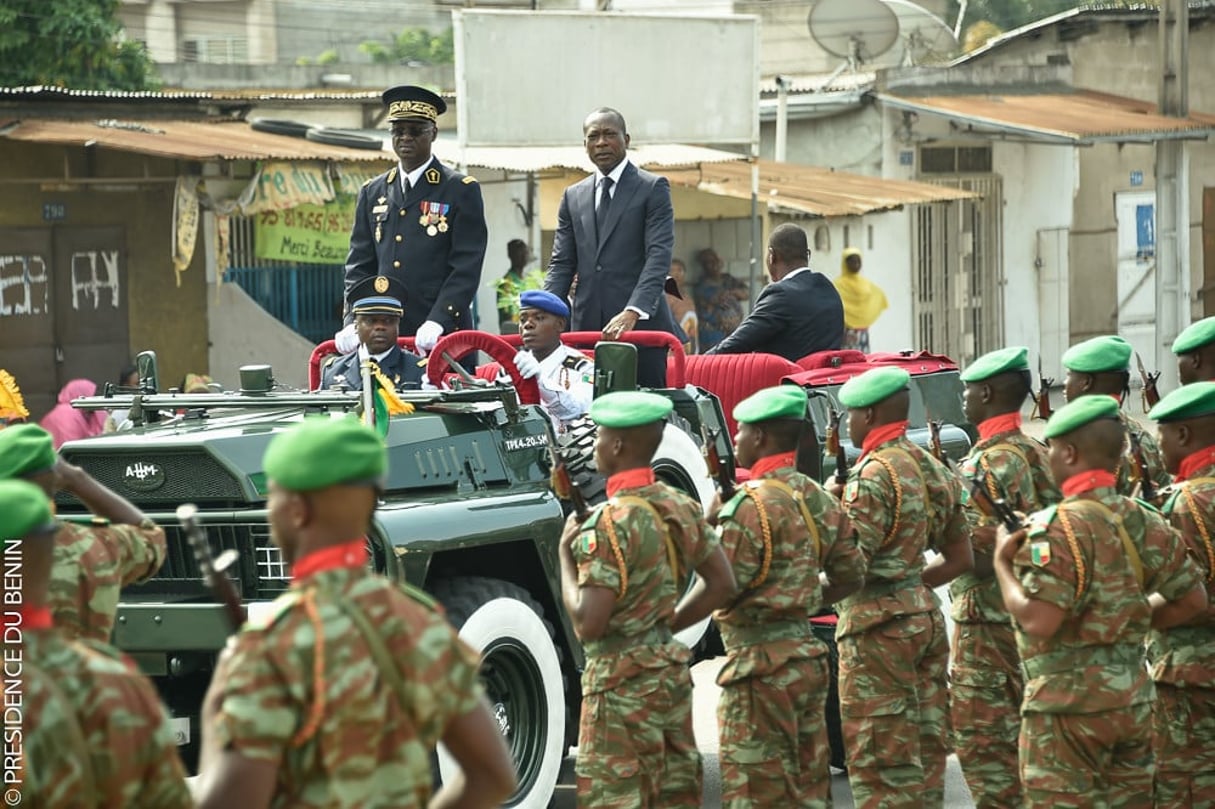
left=759, top=105, right=884, bottom=176
left=207, top=280, right=315, bottom=389
left=154, top=62, right=453, bottom=90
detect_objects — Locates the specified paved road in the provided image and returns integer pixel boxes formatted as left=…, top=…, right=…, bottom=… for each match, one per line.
left=552, top=657, right=975, bottom=808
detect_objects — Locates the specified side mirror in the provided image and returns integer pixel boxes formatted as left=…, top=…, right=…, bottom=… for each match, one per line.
left=593, top=342, right=638, bottom=397
left=136, top=350, right=159, bottom=394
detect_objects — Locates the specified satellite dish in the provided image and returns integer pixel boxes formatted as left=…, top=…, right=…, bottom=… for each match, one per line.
left=880, top=0, right=960, bottom=67
left=808, top=0, right=900, bottom=67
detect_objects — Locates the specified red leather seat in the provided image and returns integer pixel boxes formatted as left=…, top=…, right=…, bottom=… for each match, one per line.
left=797, top=349, right=868, bottom=371
left=682, top=353, right=802, bottom=437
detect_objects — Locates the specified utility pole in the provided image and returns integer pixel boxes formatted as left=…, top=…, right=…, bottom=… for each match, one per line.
left=1155, top=0, right=1190, bottom=390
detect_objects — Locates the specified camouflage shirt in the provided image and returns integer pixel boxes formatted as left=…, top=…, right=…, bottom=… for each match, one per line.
left=714, top=454, right=863, bottom=682
left=1148, top=454, right=1215, bottom=686
left=839, top=433, right=967, bottom=638
left=575, top=477, right=719, bottom=692
left=21, top=627, right=192, bottom=808
left=210, top=566, right=484, bottom=809
left=49, top=517, right=166, bottom=642
left=1117, top=410, right=1172, bottom=497
left=954, top=428, right=1060, bottom=623
left=1015, top=481, right=1203, bottom=714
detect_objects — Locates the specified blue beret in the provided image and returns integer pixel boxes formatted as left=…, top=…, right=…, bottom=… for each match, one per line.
left=519, top=290, right=570, bottom=320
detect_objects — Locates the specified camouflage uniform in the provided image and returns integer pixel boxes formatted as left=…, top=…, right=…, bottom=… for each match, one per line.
left=209, top=564, right=484, bottom=808
left=1149, top=455, right=1215, bottom=808
left=839, top=432, right=965, bottom=808
left=1015, top=479, right=1203, bottom=808
left=714, top=452, right=864, bottom=809
left=952, top=426, right=1060, bottom=808
left=21, top=626, right=192, bottom=807
left=1117, top=411, right=1172, bottom=498
left=574, top=476, right=718, bottom=809
left=49, top=516, right=166, bottom=642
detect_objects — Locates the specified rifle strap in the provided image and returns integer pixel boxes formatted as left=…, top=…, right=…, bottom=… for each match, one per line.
left=610, top=495, right=681, bottom=589
left=28, top=660, right=98, bottom=798
left=1179, top=478, right=1215, bottom=583
left=325, top=589, right=413, bottom=740
left=869, top=447, right=925, bottom=548
left=1058, top=500, right=1144, bottom=595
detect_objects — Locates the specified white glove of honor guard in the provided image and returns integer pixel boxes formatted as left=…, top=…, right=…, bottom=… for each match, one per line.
left=514, top=350, right=541, bottom=380
left=415, top=320, right=444, bottom=355
left=334, top=323, right=359, bottom=355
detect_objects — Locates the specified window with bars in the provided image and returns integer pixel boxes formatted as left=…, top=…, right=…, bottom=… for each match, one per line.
left=181, top=36, right=249, bottom=64
left=920, top=146, right=993, bottom=175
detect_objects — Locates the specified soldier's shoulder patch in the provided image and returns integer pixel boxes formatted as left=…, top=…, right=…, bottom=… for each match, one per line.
left=843, top=479, right=860, bottom=503
left=562, top=354, right=589, bottom=370
left=1026, top=504, right=1058, bottom=537
left=579, top=529, right=598, bottom=554
left=1029, top=540, right=1053, bottom=567
left=462, top=175, right=477, bottom=185
left=959, top=454, right=979, bottom=478
left=425, top=167, right=441, bottom=185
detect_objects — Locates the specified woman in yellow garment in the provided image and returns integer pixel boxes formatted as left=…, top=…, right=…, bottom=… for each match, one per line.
left=833, top=248, right=888, bottom=352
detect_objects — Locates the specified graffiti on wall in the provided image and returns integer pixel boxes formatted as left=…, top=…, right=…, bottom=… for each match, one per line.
left=0, top=250, right=121, bottom=316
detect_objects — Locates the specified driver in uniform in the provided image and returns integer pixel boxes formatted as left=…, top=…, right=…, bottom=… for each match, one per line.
left=513, top=290, right=594, bottom=432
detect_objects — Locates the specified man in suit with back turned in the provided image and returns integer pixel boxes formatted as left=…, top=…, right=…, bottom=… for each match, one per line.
left=705, top=223, right=844, bottom=362
left=544, top=107, right=683, bottom=388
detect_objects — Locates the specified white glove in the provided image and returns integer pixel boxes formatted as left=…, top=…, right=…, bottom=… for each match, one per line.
left=334, top=323, right=359, bottom=355
left=415, top=320, right=444, bottom=355
left=514, top=350, right=541, bottom=380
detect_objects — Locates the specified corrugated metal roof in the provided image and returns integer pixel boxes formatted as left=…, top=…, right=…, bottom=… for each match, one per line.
left=0, top=84, right=214, bottom=101
left=878, top=89, right=1215, bottom=144
left=431, top=142, right=746, bottom=173
left=195, top=89, right=384, bottom=102
left=759, top=71, right=876, bottom=95
left=656, top=159, right=976, bottom=218
left=0, top=118, right=393, bottom=162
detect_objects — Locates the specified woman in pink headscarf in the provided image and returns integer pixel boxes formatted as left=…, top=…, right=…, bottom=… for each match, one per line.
left=40, top=379, right=107, bottom=449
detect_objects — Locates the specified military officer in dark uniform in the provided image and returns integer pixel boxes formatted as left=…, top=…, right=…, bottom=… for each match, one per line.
left=321, top=275, right=424, bottom=392
left=336, top=85, right=487, bottom=357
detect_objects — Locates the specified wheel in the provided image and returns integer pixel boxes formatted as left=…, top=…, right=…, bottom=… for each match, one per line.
left=249, top=117, right=312, bottom=138
left=304, top=127, right=386, bottom=151
left=431, top=577, right=565, bottom=809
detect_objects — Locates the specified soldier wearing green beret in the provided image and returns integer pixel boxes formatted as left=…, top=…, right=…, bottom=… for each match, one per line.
left=1062, top=334, right=1172, bottom=498
left=0, top=422, right=166, bottom=643
left=993, top=396, right=1207, bottom=808
left=1, top=478, right=193, bottom=807
left=710, top=385, right=863, bottom=808
left=952, top=346, right=1062, bottom=808
left=1146, top=381, right=1215, bottom=806
left=194, top=417, right=516, bottom=809
left=828, top=366, right=973, bottom=809
left=1172, top=315, right=1215, bottom=385
left=558, top=392, right=736, bottom=808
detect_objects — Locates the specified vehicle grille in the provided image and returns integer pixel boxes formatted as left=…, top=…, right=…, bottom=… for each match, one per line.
left=56, top=449, right=246, bottom=507
left=127, top=522, right=290, bottom=599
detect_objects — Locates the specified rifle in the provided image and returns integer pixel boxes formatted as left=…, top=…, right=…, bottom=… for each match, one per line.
left=1031, top=358, right=1054, bottom=421
left=967, top=469, right=1024, bottom=534
left=927, top=415, right=951, bottom=468
left=701, top=425, right=736, bottom=501
left=1128, top=431, right=1157, bottom=502
left=546, top=441, right=590, bottom=521
left=1135, top=351, right=1162, bottom=413
left=177, top=504, right=247, bottom=631
left=825, top=407, right=849, bottom=485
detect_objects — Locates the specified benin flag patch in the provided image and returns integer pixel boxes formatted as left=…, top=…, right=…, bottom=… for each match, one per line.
left=1030, top=541, right=1052, bottom=567
left=581, top=531, right=598, bottom=554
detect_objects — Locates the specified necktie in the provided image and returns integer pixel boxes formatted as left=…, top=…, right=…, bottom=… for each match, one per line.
left=596, top=177, right=614, bottom=239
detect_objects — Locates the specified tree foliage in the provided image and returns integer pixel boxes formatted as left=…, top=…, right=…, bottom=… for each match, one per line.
left=0, top=0, right=158, bottom=90
left=946, top=0, right=1082, bottom=34
left=358, top=27, right=454, bottom=66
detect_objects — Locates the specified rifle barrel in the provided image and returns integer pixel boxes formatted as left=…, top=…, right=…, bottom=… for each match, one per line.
left=177, top=504, right=247, bottom=630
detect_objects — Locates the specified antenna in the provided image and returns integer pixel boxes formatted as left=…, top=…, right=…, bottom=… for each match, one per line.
left=881, top=0, right=960, bottom=67
left=808, top=0, right=900, bottom=70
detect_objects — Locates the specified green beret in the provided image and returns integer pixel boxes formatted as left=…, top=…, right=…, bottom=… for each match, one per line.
left=0, top=479, right=58, bottom=542
left=734, top=385, right=808, bottom=424
left=1172, top=316, right=1215, bottom=355
left=0, top=424, right=56, bottom=479
left=1148, top=380, right=1215, bottom=423
left=960, top=346, right=1029, bottom=383
left=589, top=392, right=673, bottom=428
left=262, top=417, right=386, bottom=491
left=1044, top=395, right=1121, bottom=439
left=1062, top=335, right=1131, bottom=374
left=838, top=367, right=911, bottom=409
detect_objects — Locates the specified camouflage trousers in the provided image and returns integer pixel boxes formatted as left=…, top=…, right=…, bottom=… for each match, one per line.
left=838, top=610, right=951, bottom=809
left=949, top=620, right=1023, bottom=809
left=575, top=661, right=701, bottom=809
left=1152, top=684, right=1215, bottom=808
left=718, top=653, right=832, bottom=809
left=1020, top=702, right=1154, bottom=809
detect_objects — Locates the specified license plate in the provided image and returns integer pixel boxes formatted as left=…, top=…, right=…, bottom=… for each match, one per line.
left=171, top=717, right=191, bottom=746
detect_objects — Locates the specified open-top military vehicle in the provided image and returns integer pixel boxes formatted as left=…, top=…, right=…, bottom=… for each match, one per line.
left=63, top=331, right=974, bottom=799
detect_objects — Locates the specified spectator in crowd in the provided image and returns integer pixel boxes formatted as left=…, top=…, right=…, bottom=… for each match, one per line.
left=0, top=369, right=29, bottom=427
left=496, top=239, right=534, bottom=333
left=667, top=258, right=699, bottom=354
left=40, top=379, right=107, bottom=449
left=693, top=248, right=748, bottom=352
left=834, top=248, right=888, bottom=353
left=107, top=364, right=140, bottom=431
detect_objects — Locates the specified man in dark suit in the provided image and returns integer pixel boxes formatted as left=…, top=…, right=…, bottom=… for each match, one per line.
left=321, top=275, right=424, bottom=392
left=705, top=224, right=844, bottom=361
left=544, top=107, right=682, bottom=388
left=337, top=85, right=487, bottom=357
